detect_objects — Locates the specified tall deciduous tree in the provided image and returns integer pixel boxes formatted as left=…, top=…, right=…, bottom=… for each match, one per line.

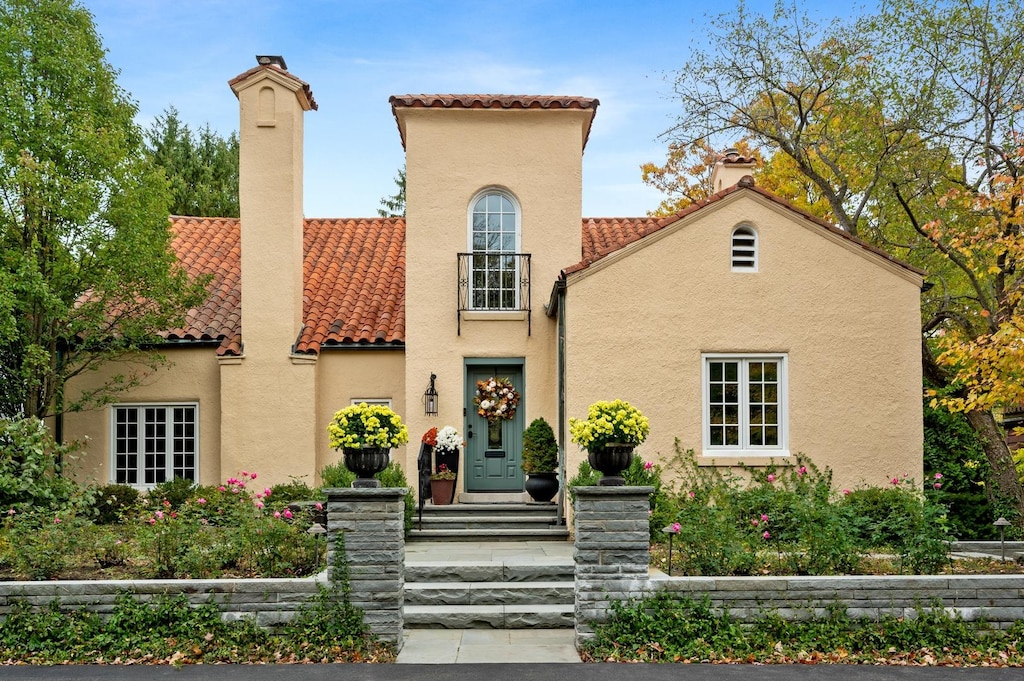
left=144, top=106, right=240, bottom=218
left=0, top=0, right=207, bottom=419
left=656, top=0, right=1024, bottom=523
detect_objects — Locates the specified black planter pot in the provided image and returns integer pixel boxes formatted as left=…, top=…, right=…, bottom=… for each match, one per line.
left=343, top=447, right=391, bottom=487
left=587, top=443, right=635, bottom=486
left=524, top=472, right=559, bottom=503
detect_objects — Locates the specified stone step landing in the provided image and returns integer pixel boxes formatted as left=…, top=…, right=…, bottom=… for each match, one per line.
left=410, top=502, right=567, bottom=542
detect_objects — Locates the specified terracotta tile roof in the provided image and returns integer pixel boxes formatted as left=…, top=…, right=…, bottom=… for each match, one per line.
left=582, top=217, right=663, bottom=266
left=166, top=216, right=405, bottom=356
left=165, top=217, right=241, bottom=356
left=167, top=180, right=920, bottom=356
left=297, top=218, right=405, bottom=352
left=565, top=178, right=925, bottom=278
left=389, top=94, right=599, bottom=150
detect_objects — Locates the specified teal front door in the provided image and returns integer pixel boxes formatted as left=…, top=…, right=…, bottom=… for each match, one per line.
left=465, top=364, right=525, bottom=492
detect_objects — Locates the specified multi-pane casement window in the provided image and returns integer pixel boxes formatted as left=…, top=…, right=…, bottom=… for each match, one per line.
left=703, top=354, right=787, bottom=454
left=469, top=191, right=521, bottom=310
left=113, top=404, right=197, bottom=485
left=731, top=225, right=758, bottom=271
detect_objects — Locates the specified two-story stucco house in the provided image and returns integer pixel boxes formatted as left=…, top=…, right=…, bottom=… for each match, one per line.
left=61, top=59, right=925, bottom=500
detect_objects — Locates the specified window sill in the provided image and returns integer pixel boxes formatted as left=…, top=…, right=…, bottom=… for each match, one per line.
left=461, top=310, right=528, bottom=322
left=697, top=452, right=791, bottom=467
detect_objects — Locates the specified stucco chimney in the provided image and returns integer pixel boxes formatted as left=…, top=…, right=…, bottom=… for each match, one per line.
left=228, top=57, right=317, bottom=356
left=710, top=147, right=757, bottom=193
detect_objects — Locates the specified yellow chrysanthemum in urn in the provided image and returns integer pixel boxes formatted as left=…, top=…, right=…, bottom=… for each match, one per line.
left=569, top=399, right=649, bottom=452
left=328, top=402, right=410, bottom=450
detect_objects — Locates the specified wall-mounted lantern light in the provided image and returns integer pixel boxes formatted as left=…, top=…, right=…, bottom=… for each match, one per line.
left=424, top=373, right=438, bottom=416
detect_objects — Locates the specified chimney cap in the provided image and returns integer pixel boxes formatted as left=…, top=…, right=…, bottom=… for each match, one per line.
left=256, top=55, right=287, bottom=70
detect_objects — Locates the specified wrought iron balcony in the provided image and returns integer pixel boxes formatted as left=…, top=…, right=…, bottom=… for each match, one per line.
left=457, top=252, right=531, bottom=335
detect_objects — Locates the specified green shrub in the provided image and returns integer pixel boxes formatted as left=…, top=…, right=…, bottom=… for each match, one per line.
left=3, top=510, right=84, bottom=580
left=0, top=417, right=87, bottom=514
left=148, top=476, right=196, bottom=510
left=268, top=477, right=320, bottom=506
left=375, top=462, right=414, bottom=536
left=670, top=500, right=756, bottom=576
left=91, top=483, right=142, bottom=524
left=842, top=485, right=921, bottom=547
left=923, top=394, right=998, bottom=538
left=320, top=461, right=356, bottom=488
left=521, top=417, right=558, bottom=473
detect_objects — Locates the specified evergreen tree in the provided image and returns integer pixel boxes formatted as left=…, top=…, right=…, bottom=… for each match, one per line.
left=145, top=106, right=240, bottom=218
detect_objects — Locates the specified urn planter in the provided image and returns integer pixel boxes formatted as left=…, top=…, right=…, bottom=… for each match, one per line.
left=343, top=447, right=391, bottom=487
left=524, top=472, right=559, bottom=502
left=587, top=443, right=635, bottom=486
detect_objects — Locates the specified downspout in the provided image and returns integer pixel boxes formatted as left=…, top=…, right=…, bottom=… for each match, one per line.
left=553, top=279, right=568, bottom=524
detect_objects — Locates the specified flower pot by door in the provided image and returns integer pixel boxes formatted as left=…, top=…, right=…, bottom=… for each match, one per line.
left=524, top=472, right=559, bottom=502
left=343, top=447, right=391, bottom=488
left=434, top=447, right=460, bottom=504
left=430, top=479, right=455, bottom=505
left=587, top=443, right=634, bottom=486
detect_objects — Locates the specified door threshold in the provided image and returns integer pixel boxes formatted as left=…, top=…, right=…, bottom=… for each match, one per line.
left=459, top=492, right=530, bottom=503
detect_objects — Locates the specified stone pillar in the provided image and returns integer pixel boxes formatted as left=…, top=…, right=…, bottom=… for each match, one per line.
left=573, top=486, right=653, bottom=648
left=325, top=487, right=406, bottom=650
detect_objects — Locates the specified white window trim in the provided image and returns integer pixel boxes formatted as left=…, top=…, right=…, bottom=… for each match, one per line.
left=466, top=188, right=522, bottom=311
left=351, top=398, right=392, bottom=408
left=110, top=402, right=199, bottom=488
left=731, top=224, right=758, bottom=272
left=701, top=353, right=788, bottom=457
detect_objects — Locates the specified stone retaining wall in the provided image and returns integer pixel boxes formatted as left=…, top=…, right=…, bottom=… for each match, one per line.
left=651, top=573, right=1024, bottom=628
left=0, top=488, right=407, bottom=652
left=572, top=485, right=1024, bottom=648
left=0, top=577, right=323, bottom=630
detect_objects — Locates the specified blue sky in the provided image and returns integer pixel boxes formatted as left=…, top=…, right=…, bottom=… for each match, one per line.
left=83, top=0, right=852, bottom=218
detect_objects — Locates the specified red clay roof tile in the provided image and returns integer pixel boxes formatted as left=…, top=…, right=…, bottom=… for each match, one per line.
left=389, top=94, right=599, bottom=150
left=168, top=180, right=920, bottom=355
left=167, top=216, right=405, bottom=355
left=565, top=181, right=924, bottom=277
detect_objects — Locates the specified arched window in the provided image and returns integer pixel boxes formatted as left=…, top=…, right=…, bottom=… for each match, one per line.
left=468, top=190, right=521, bottom=309
left=731, top=225, right=758, bottom=271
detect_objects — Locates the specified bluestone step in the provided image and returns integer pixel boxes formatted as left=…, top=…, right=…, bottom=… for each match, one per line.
left=405, top=580, right=574, bottom=606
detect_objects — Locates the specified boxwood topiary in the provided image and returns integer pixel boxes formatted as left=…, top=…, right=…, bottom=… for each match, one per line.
left=521, top=417, right=558, bottom=473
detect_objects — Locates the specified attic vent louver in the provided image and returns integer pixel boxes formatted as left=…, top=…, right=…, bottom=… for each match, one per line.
left=256, top=55, right=287, bottom=70
left=731, top=225, right=758, bottom=271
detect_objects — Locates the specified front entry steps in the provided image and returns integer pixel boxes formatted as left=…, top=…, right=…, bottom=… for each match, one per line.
left=409, top=502, right=568, bottom=542
left=404, top=543, right=575, bottom=629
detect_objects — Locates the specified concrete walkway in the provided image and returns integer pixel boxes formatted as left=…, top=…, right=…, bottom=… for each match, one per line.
left=396, top=628, right=580, bottom=663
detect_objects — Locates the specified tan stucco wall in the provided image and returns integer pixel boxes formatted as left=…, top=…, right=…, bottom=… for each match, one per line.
left=315, top=350, right=406, bottom=483
left=564, top=190, right=924, bottom=491
left=60, top=347, right=408, bottom=489
left=399, top=108, right=592, bottom=489
left=61, top=348, right=223, bottom=486
left=213, top=68, right=320, bottom=487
